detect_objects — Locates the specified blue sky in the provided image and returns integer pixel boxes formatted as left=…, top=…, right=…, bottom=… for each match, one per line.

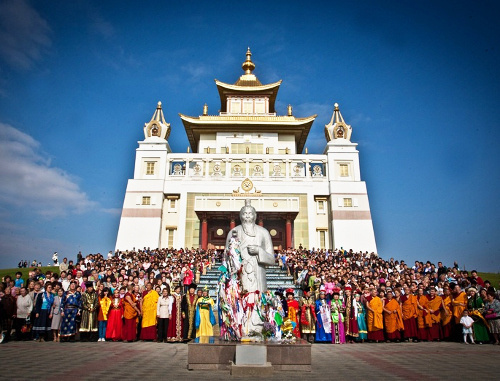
left=0, top=1, right=498, bottom=271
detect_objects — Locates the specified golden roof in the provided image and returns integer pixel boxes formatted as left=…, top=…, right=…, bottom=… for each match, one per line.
left=179, top=113, right=317, bottom=154
left=214, top=48, right=282, bottom=113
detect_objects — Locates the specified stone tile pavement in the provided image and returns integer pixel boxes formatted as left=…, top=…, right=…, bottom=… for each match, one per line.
left=0, top=341, right=498, bottom=380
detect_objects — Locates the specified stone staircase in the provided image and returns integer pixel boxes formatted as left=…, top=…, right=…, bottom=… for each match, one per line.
left=198, top=262, right=298, bottom=298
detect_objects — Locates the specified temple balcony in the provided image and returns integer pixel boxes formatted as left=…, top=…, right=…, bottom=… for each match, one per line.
left=166, top=153, right=327, bottom=181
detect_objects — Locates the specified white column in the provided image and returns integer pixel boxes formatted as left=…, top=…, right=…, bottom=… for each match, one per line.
left=184, top=158, right=190, bottom=178
left=204, top=159, right=210, bottom=179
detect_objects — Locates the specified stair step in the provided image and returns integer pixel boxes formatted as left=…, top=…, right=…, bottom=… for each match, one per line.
left=197, top=262, right=301, bottom=300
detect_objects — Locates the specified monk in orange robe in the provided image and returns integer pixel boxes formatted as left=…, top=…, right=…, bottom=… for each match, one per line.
left=451, top=285, right=467, bottom=323
left=383, top=290, right=404, bottom=341
left=451, top=284, right=467, bottom=341
left=401, top=284, right=418, bottom=341
left=440, top=287, right=453, bottom=339
left=122, top=285, right=140, bottom=342
left=426, top=288, right=443, bottom=341
left=365, top=288, right=384, bottom=342
left=416, top=288, right=432, bottom=341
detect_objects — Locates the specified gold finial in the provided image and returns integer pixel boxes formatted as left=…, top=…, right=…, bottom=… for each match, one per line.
left=334, top=102, right=339, bottom=111
left=242, top=47, right=255, bottom=75
left=157, top=101, right=162, bottom=109
left=287, top=104, right=293, bottom=116
left=203, top=103, right=208, bottom=116
left=187, top=146, right=190, bottom=153
left=305, top=147, right=308, bottom=154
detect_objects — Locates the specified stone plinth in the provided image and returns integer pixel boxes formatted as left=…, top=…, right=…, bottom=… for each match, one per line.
left=235, top=344, right=267, bottom=365
left=187, top=336, right=311, bottom=372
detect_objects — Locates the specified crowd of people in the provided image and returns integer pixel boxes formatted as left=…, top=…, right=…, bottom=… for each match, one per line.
left=0, top=247, right=499, bottom=345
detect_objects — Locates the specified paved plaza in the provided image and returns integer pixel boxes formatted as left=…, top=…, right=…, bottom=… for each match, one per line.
left=1, top=341, right=498, bottom=380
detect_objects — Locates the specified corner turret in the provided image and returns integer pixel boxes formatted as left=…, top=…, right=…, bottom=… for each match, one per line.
left=325, top=103, right=352, bottom=142
left=143, top=101, right=171, bottom=141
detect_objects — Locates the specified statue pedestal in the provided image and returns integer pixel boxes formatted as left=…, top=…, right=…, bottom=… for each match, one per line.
left=231, top=344, right=273, bottom=376
left=235, top=344, right=267, bottom=364
left=187, top=336, right=311, bottom=372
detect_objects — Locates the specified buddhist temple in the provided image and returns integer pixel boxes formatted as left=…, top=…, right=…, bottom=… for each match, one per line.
left=115, top=49, right=377, bottom=253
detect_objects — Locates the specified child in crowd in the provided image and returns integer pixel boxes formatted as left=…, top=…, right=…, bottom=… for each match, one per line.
left=14, top=272, right=24, bottom=288
left=460, top=310, right=475, bottom=344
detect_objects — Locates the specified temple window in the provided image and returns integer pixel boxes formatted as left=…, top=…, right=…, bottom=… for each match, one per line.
left=317, top=200, right=326, bottom=214
left=142, top=196, right=151, bottom=205
left=255, top=100, right=265, bottom=113
left=146, top=162, right=155, bottom=175
left=319, top=230, right=326, bottom=249
left=230, top=99, right=241, bottom=113
left=339, top=164, right=349, bottom=177
left=243, top=100, right=253, bottom=113
left=231, top=143, right=263, bottom=154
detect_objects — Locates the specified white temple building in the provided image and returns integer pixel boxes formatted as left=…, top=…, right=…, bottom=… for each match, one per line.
left=115, top=49, right=377, bottom=253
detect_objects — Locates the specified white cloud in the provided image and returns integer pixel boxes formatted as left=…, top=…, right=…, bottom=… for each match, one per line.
left=0, top=0, right=51, bottom=70
left=101, top=208, right=122, bottom=215
left=0, top=123, right=97, bottom=217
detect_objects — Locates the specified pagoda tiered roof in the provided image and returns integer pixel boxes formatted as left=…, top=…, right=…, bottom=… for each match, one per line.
left=179, top=48, right=316, bottom=153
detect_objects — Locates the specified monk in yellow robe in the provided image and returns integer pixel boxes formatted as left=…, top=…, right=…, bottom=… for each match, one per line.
left=366, top=288, right=384, bottom=341
left=140, top=283, right=159, bottom=340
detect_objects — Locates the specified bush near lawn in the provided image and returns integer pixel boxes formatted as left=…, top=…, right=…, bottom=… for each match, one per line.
left=0, top=266, right=59, bottom=283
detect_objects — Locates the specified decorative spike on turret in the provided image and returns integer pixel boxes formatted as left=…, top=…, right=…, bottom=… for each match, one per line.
left=150, top=101, right=167, bottom=125
left=242, top=47, right=255, bottom=75
left=332, top=103, right=345, bottom=125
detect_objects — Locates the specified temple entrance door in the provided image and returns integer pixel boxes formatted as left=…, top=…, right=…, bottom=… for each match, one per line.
left=207, top=219, right=230, bottom=248
left=203, top=215, right=289, bottom=251
left=262, top=219, right=286, bottom=250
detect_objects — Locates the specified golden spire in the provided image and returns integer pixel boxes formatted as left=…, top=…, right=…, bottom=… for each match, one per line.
left=242, top=47, right=255, bottom=75
left=333, top=103, right=343, bottom=123
left=325, top=102, right=352, bottom=142
left=151, top=101, right=167, bottom=124
left=144, top=101, right=170, bottom=140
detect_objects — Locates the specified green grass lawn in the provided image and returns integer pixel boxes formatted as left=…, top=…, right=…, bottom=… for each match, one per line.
left=478, top=272, right=500, bottom=288
left=0, top=266, right=59, bottom=284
